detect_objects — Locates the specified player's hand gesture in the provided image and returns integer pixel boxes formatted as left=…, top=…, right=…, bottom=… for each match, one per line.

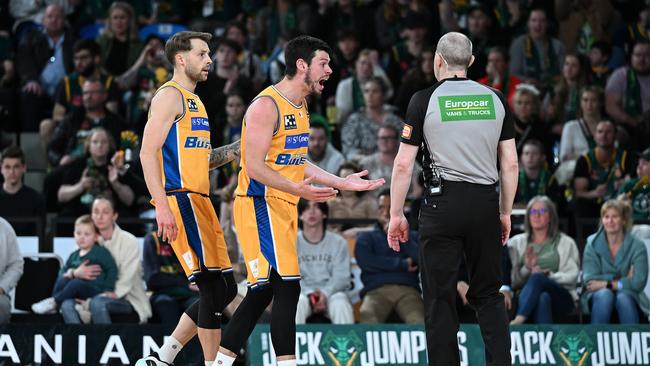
left=296, top=176, right=338, bottom=202
left=156, top=205, right=178, bottom=243
left=387, top=214, right=409, bottom=251
left=339, top=170, right=385, bottom=191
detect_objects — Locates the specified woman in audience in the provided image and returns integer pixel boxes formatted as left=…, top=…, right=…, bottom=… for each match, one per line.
left=509, top=196, right=580, bottom=324
left=556, top=86, right=605, bottom=185
left=547, top=53, right=589, bottom=133
left=340, top=76, right=403, bottom=162
left=60, top=196, right=151, bottom=324
left=57, top=127, right=136, bottom=220
left=581, top=199, right=649, bottom=324
left=96, top=1, right=143, bottom=76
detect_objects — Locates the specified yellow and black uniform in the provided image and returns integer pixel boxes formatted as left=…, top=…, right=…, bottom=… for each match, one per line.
left=234, top=85, right=309, bottom=288
left=154, top=80, right=231, bottom=281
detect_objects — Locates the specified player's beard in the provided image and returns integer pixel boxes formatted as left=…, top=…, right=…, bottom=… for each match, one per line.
left=304, top=68, right=318, bottom=96
left=185, top=63, right=207, bottom=83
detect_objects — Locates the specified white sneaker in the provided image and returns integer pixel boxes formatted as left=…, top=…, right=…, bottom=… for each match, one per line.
left=31, top=297, right=57, bottom=314
left=134, top=353, right=173, bottom=366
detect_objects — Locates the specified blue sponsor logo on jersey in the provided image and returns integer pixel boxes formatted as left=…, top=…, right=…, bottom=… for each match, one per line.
left=275, top=153, right=307, bottom=165
left=191, top=117, right=210, bottom=131
left=184, top=136, right=211, bottom=149
left=284, top=133, right=309, bottom=149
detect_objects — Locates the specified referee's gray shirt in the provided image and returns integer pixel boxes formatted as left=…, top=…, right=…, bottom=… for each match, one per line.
left=401, top=77, right=515, bottom=185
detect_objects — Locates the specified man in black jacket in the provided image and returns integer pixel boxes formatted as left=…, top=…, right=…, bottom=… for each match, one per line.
left=16, top=4, right=74, bottom=131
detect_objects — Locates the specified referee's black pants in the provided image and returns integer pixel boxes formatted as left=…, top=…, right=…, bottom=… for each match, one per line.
left=418, top=181, right=511, bottom=366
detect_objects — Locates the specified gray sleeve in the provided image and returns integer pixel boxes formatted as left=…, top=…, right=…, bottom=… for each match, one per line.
left=322, top=234, right=351, bottom=297
left=0, top=223, right=24, bottom=293
left=509, top=37, right=525, bottom=79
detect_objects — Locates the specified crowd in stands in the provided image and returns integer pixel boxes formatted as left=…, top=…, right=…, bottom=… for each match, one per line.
left=1, top=0, right=650, bottom=327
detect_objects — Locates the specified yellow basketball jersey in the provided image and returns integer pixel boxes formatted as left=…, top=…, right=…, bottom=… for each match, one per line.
left=155, top=80, right=211, bottom=195
left=235, top=85, right=310, bottom=204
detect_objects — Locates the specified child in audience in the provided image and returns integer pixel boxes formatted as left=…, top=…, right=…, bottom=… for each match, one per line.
left=31, top=215, right=117, bottom=314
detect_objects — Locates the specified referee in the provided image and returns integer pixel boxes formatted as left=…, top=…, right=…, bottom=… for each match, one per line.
left=387, top=32, right=518, bottom=366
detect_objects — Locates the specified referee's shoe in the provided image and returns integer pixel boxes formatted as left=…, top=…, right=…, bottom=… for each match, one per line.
left=135, top=352, right=173, bottom=366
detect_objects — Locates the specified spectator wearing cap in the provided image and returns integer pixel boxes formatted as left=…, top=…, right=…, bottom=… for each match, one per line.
left=196, top=37, right=254, bottom=129
left=618, top=147, right=650, bottom=221
left=509, top=8, right=565, bottom=94
left=374, top=1, right=437, bottom=51
left=387, top=12, right=430, bottom=89
left=307, top=116, right=344, bottom=175
left=478, top=46, right=523, bottom=108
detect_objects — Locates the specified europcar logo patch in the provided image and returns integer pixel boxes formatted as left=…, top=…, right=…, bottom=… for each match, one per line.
left=438, top=94, right=496, bottom=121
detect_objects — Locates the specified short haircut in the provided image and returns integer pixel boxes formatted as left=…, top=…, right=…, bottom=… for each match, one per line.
left=1, top=145, right=25, bottom=165
left=378, top=123, right=400, bottom=138
left=74, top=39, right=101, bottom=57
left=165, top=31, right=212, bottom=66
left=75, top=214, right=98, bottom=232
left=436, top=32, right=473, bottom=70
left=284, top=35, right=332, bottom=78
left=363, top=76, right=387, bottom=95
left=600, top=199, right=633, bottom=232
left=93, top=195, right=117, bottom=213
left=489, top=46, right=509, bottom=63
left=522, top=138, right=545, bottom=154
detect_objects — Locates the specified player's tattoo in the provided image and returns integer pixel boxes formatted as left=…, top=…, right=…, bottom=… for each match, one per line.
left=209, top=140, right=241, bottom=171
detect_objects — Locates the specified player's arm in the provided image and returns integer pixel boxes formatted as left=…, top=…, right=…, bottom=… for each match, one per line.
left=139, top=87, right=183, bottom=242
left=304, top=161, right=384, bottom=192
left=244, top=97, right=336, bottom=202
left=209, top=139, right=241, bottom=171
left=497, top=138, right=518, bottom=216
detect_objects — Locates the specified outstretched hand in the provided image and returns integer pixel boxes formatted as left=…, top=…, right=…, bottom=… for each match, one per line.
left=387, top=214, right=410, bottom=252
left=297, top=176, right=338, bottom=202
left=339, top=170, right=385, bottom=191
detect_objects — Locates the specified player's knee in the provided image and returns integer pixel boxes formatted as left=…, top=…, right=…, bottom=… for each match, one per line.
left=223, top=271, right=238, bottom=306
left=195, top=272, right=226, bottom=329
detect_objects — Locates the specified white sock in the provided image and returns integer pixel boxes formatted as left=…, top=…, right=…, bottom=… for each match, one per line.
left=212, top=352, right=236, bottom=366
left=158, top=336, right=183, bottom=363
left=277, top=359, right=297, bottom=366
left=205, top=361, right=213, bottom=366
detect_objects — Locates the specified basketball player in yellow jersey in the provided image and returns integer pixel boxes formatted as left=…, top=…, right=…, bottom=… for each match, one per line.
left=213, top=36, right=385, bottom=366
left=139, top=31, right=239, bottom=366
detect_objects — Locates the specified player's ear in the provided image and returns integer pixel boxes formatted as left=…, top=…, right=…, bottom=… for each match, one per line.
left=297, top=58, right=307, bottom=72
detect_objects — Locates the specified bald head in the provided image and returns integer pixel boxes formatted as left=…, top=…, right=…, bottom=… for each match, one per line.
left=43, top=4, right=65, bottom=35
left=436, top=32, right=473, bottom=70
